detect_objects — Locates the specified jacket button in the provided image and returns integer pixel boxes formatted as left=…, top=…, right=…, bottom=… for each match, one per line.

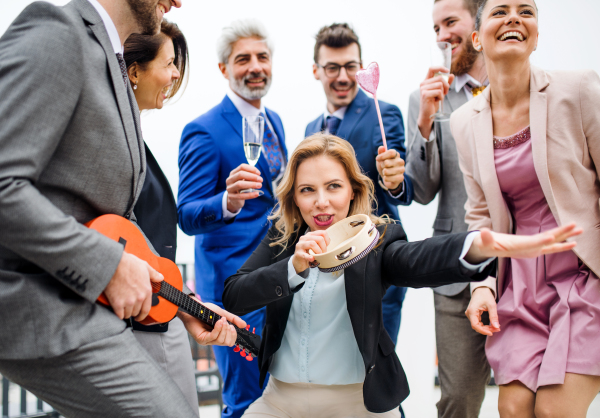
left=368, top=365, right=375, bottom=374
left=275, top=286, right=282, bottom=297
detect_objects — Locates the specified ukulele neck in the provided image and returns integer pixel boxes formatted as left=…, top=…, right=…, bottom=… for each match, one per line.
left=157, top=281, right=222, bottom=327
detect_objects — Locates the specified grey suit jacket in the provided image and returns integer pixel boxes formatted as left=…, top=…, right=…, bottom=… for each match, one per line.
left=405, top=86, right=470, bottom=296
left=0, top=0, right=146, bottom=359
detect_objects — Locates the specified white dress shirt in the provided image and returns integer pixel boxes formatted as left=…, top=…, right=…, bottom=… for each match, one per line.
left=86, top=0, right=123, bottom=54
left=222, top=87, right=284, bottom=219
left=454, top=73, right=486, bottom=101
left=270, top=231, right=493, bottom=385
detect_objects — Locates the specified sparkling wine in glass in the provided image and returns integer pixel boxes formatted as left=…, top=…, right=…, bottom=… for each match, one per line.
left=241, top=115, right=264, bottom=196
left=431, top=41, right=452, bottom=118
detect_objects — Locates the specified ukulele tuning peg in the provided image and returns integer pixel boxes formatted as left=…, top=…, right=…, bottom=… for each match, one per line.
left=240, top=350, right=247, bottom=358
left=252, top=327, right=255, bottom=334
left=246, top=325, right=250, bottom=331
left=233, top=345, right=240, bottom=352
left=245, top=355, right=253, bottom=361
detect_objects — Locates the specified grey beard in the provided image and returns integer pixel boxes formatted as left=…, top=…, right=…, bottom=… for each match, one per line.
left=230, top=74, right=272, bottom=101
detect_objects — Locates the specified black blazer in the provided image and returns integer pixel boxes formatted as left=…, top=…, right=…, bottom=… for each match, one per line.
left=134, top=144, right=178, bottom=262
left=223, top=223, right=494, bottom=413
left=132, top=144, right=178, bottom=332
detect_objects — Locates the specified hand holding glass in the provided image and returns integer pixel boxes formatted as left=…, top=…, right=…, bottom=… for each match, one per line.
left=241, top=116, right=264, bottom=196
left=430, top=41, right=452, bottom=118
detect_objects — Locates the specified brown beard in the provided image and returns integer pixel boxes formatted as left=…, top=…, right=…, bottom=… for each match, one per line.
left=451, top=37, right=479, bottom=76
left=126, top=0, right=161, bottom=36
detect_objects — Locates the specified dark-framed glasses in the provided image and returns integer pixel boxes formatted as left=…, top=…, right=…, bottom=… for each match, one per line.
left=318, top=61, right=362, bottom=78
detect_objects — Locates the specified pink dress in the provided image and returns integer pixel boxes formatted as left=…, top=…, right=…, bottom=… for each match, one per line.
left=485, top=126, right=600, bottom=392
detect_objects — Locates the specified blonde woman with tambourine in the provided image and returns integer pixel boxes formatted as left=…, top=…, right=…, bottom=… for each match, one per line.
left=223, top=133, right=580, bottom=417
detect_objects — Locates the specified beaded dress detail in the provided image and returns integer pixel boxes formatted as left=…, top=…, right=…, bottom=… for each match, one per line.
left=493, top=126, right=530, bottom=149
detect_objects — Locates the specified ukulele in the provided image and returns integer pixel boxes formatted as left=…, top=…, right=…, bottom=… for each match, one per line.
left=87, top=214, right=260, bottom=360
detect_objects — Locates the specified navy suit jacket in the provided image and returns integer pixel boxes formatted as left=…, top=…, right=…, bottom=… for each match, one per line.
left=177, top=95, right=287, bottom=304
left=305, top=89, right=413, bottom=221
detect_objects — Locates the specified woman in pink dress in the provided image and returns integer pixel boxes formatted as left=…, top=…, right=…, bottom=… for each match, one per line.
left=450, top=0, right=600, bottom=417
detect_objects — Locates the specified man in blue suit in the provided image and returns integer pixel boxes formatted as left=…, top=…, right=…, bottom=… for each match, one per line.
left=178, top=19, right=287, bottom=418
left=305, top=24, right=413, bottom=349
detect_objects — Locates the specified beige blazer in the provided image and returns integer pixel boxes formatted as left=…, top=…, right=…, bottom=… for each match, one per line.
left=450, top=66, right=600, bottom=297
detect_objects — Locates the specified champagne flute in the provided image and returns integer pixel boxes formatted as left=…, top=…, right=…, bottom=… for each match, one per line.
left=431, top=41, right=452, bottom=119
left=241, top=115, right=264, bottom=196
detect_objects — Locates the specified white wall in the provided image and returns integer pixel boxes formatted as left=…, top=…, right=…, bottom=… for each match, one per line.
left=2, top=1, right=599, bottom=415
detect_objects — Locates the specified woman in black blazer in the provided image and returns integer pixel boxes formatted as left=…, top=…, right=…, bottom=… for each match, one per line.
left=223, top=134, right=579, bottom=416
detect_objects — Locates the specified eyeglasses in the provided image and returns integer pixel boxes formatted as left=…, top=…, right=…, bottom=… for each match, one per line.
left=317, top=61, right=362, bottom=78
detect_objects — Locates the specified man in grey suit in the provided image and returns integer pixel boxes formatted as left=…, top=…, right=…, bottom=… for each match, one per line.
left=0, top=1, right=240, bottom=417
left=405, top=0, right=490, bottom=417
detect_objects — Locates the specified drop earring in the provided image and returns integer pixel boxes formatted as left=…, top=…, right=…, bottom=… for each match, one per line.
left=133, top=81, right=138, bottom=90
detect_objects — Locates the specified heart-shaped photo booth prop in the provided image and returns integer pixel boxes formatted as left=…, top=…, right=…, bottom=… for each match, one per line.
left=355, top=62, right=380, bottom=95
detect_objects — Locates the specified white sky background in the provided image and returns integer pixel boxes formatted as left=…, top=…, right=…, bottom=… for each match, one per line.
left=2, top=1, right=600, bottom=416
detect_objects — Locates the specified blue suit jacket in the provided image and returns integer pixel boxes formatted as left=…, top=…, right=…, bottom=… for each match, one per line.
left=305, top=89, right=413, bottom=221
left=178, top=95, right=287, bottom=304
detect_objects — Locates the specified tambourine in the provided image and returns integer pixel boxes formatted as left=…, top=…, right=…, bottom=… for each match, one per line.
left=309, top=214, right=380, bottom=272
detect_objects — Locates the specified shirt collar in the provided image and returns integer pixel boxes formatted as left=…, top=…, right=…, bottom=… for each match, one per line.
left=324, top=105, right=347, bottom=121
left=226, top=86, right=266, bottom=118
left=87, top=0, right=123, bottom=54
left=454, top=73, right=487, bottom=93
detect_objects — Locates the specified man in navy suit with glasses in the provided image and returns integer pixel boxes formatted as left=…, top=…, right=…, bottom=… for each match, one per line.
left=305, top=23, right=413, bottom=364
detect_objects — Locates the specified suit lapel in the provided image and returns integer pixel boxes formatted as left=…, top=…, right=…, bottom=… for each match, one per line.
left=446, top=86, right=468, bottom=114
left=529, top=68, right=559, bottom=222
left=471, top=92, right=511, bottom=234
left=79, top=1, right=142, bottom=195
left=337, top=89, right=369, bottom=140
left=344, top=255, right=367, bottom=351
left=221, top=96, right=273, bottom=193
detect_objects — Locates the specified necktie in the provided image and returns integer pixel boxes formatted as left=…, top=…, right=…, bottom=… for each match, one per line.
left=116, top=53, right=129, bottom=87
left=326, top=116, right=342, bottom=136
left=260, top=112, right=283, bottom=180
left=466, top=81, right=486, bottom=97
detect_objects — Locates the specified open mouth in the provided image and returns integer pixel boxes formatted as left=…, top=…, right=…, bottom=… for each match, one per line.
left=331, top=83, right=354, bottom=97
left=246, top=78, right=265, bottom=86
left=314, top=214, right=334, bottom=227
left=161, top=84, right=172, bottom=97
left=498, top=31, right=525, bottom=42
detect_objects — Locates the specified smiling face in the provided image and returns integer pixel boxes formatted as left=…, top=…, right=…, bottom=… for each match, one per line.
left=126, top=0, right=182, bottom=35
left=474, top=0, right=538, bottom=62
left=293, top=155, right=355, bottom=231
left=313, top=43, right=361, bottom=113
left=220, top=37, right=272, bottom=102
left=133, top=36, right=180, bottom=111
left=433, top=0, right=479, bottom=76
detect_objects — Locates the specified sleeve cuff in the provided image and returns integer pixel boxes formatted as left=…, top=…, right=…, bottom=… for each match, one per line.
left=459, top=232, right=495, bottom=273
left=222, top=191, right=241, bottom=220
left=287, top=257, right=308, bottom=291
left=379, top=175, right=406, bottom=199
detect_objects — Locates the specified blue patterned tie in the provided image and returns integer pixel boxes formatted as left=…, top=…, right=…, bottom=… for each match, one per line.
left=260, top=112, right=283, bottom=180
left=326, top=116, right=342, bottom=136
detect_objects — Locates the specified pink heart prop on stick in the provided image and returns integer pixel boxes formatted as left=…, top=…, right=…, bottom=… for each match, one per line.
left=355, top=62, right=379, bottom=95
left=356, top=62, right=387, bottom=150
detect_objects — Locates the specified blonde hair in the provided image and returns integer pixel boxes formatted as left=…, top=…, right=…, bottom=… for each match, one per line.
left=269, top=133, right=389, bottom=250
